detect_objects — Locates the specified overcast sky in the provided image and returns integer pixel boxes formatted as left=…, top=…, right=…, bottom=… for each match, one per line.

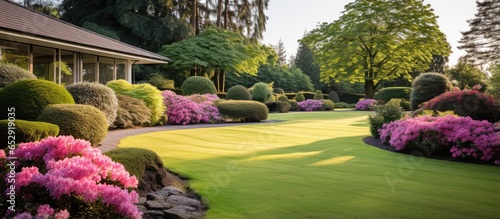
left=261, top=0, right=478, bottom=67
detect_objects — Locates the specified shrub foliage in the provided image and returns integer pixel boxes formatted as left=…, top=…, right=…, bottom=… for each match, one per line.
left=295, top=91, right=305, bottom=102
left=374, top=87, right=412, bottom=102
left=368, top=99, right=403, bottom=138
left=250, top=82, right=272, bottom=103
left=181, top=76, right=217, bottom=95
left=112, top=94, right=152, bottom=129
left=0, top=62, right=36, bottom=88
left=226, top=85, right=252, bottom=100
left=410, top=72, right=452, bottom=110
left=0, top=120, right=59, bottom=149
left=313, top=90, right=324, bottom=100
left=216, top=100, right=269, bottom=122
left=322, top=99, right=335, bottom=111
left=328, top=91, right=340, bottom=103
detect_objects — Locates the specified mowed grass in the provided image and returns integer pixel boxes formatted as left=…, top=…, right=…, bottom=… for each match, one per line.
left=118, top=111, right=500, bottom=219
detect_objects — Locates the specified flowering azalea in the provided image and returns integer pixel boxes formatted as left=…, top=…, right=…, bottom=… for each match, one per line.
left=356, top=99, right=377, bottom=111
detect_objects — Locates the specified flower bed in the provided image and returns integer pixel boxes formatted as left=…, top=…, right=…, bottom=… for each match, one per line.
left=162, top=90, right=222, bottom=125
left=355, top=99, right=377, bottom=110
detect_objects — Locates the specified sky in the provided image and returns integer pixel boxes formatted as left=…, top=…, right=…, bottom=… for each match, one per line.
left=261, top=0, right=478, bottom=67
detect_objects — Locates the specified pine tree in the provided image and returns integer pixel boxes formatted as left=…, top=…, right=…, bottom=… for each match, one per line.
left=295, top=37, right=322, bottom=90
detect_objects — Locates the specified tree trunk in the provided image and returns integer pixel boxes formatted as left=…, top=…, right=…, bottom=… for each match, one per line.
left=364, top=79, right=375, bottom=99
left=218, top=70, right=225, bottom=92
left=223, top=0, right=229, bottom=29
left=216, top=0, right=223, bottom=27
left=191, top=0, right=197, bottom=31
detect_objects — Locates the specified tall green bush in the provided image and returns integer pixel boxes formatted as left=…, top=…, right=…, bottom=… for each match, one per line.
left=216, top=100, right=268, bottom=122
left=322, top=100, right=335, bottom=111
left=37, top=104, right=108, bottom=146
left=111, top=94, right=152, bottom=129
left=368, top=99, right=404, bottom=138
left=375, top=87, right=412, bottom=102
left=313, top=90, right=324, bottom=100
left=181, top=76, right=217, bottom=95
left=250, top=82, right=271, bottom=103
left=66, top=82, right=119, bottom=126
left=0, top=120, right=59, bottom=149
left=295, top=91, right=305, bottom=102
left=410, top=73, right=452, bottom=110
left=226, top=85, right=252, bottom=100
left=0, top=62, right=36, bottom=88
left=148, top=73, right=175, bottom=90
left=107, top=80, right=165, bottom=125
left=328, top=91, right=340, bottom=103
left=0, top=79, right=75, bottom=120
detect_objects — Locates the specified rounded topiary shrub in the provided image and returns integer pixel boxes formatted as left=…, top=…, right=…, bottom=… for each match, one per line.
left=421, top=90, right=500, bottom=123
left=410, top=72, right=452, bottom=111
left=0, top=79, right=75, bottom=120
left=375, top=87, right=412, bottom=102
left=313, top=90, right=324, bottom=100
left=0, top=119, right=59, bottom=149
left=112, top=94, right=152, bottom=129
left=289, top=100, right=299, bottom=111
left=277, top=95, right=290, bottom=103
left=216, top=100, right=269, bottom=122
left=226, top=85, right=252, bottom=100
left=107, top=80, right=165, bottom=125
left=322, top=99, right=334, bottom=111
left=295, top=91, right=305, bottom=102
left=181, top=76, right=217, bottom=96
left=66, top=82, right=118, bottom=126
left=328, top=91, right=340, bottom=103
left=0, top=62, right=36, bottom=88
left=37, top=104, right=108, bottom=146
left=250, top=82, right=271, bottom=103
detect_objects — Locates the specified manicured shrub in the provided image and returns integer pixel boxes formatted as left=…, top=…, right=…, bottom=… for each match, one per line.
left=266, top=101, right=291, bottom=113
left=273, top=88, right=285, bottom=95
left=37, top=104, right=108, bottom=146
left=107, top=80, right=165, bottom=125
left=302, top=91, right=316, bottom=100
left=250, top=82, right=272, bottom=103
left=0, top=79, right=75, bottom=120
left=374, top=87, right=412, bottom=102
left=277, top=95, right=290, bottom=103
left=226, top=85, right=252, bottom=100
left=0, top=62, right=36, bottom=88
left=298, top=99, right=324, bottom=111
left=421, top=90, right=499, bottom=123
left=400, top=99, right=411, bottom=111
left=334, top=102, right=350, bottom=108
left=181, top=76, right=217, bottom=95
left=148, top=73, right=175, bottom=90
left=380, top=115, right=499, bottom=163
left=289, top=100, right=299, bottom=111
left=313, top=90, right=324, bottom=100
left=0, top=136, right=140, bottom=218
left=355, top=99, right=377, bottom=110
left=112, top=94, right=152, bottom=129
left=328, top=91, right=340, bottom=103
left=216, top=100, right=268, bottom=122
left=0, top=120, right=59, bottom=149
left=368, top=99, right=403, bottom=138
left=338, top=91, right=364, bottom=104
left=295, top=91, right=305, bottom=102
left=66, top=82, right=118, bottom=126
left=322, top=99, right=334, bottom=111
left=410, top=72, right=452, bottom=110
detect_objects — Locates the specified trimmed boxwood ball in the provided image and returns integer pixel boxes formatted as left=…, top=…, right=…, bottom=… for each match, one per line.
left=313, top=90, right=324, bottom=100
left=216, top=100, right=269, bottom=122
left=226, top=85, right=252, bottom=100
left=111, top=94, right=152, bottom=129
left=250, top=82, right=271, bottom=103
left=410, top=72, right=452, bottom=111
left=66, top=82, right=119, bottom=126
left=0, top=119, right=59, bottom=149
left=0, top=62, right=36, bottom=88
left=375, top=87, right=412, bottom=102
left=295, top=91, right=305, bottom=102
left=37, top=104, right=108, bottom=146
left=322, top=99, right=334, bottom=110
left=182, top=76, right=217, bottom=95
left=277, top=95, right=290, bottom=103
left=0, top=79, right=75, bottom=120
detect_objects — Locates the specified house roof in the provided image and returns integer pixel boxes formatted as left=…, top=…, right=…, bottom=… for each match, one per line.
left=0, top=0, right=170, bottom=64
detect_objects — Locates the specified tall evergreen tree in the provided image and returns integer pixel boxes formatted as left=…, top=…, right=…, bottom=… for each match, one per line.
left=275, top=39, right=287, bottom=66
left=295, top=38, right=322, bottom=90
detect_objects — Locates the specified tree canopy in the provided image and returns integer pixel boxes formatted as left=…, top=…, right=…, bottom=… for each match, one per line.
left=294, top=38, right=322, bottom=91
left=446, top=57, right=486, bottom=90
left=302, top=0, right=451, bottom=98
left=459, top=0, right=500, bottom=65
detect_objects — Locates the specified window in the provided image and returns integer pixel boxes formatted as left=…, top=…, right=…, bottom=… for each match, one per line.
left=116, top=59, right=126, bottom=80
left=59, top=50, right=75, bottom=85
left=82, top=54, right=97, bottom=82
left=99, top=57, right=114, bottom=84
left=0, top=40, right=29, bottom=70
left=33, top=46, right=55, bottom=81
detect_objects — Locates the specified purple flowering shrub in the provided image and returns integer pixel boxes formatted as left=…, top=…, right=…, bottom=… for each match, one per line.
left=161, top=90, right=222, bottom=125
left=379, top=115, right=500, bottom=164
left=0, top=136, right=141, bottom=218
left=355, top=99, right=377, bottom=110
left=298, top=99, right=323, bottom=111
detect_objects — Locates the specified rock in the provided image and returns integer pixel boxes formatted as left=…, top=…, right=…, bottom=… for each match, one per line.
left=145, top=200, right=173, bottom=210
left=143, top=210, right=165, bottom=218
left=147, top=193, right=165, bottom=201
left=138, top=197, right=147, bottom=205
left=166, top=195, right=202, bottom=209
left=136, top=205, right=148, bottom=213
left=164, top=205, right=202, bottom=219
left=162, top=186, right=185, bottom=196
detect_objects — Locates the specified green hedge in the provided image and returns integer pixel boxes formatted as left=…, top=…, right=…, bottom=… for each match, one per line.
left=250, top=82, right=272, bottom=103
left=322, top=100, right=334, bottom=111
left=0, top=119, right=59, bottom=149
left=0, top=79, right=75, bottom=120
left=294, top=92, right=305, bottom=102
left=289, top=100, right=299, bottom=111
left=410, top=72, right=452, bottom=111
left=265, top=101, right=291, bottom=113
left=181, top=76, right=217, bottom=95
left=338, top=91, right=364, bottom=104
left=111, top=94, right=152, bottom=129
left=0, top=62, right=36, bottom=88
left=104, top=148, right=163, bottom=180
left=313, top=90, right=324, bottom=100
left=216, top=100, right=269, bottom=122
left=66, top=82, right=118, bottom=126
left=328, top=91, right=340, bottom=103
left=375, top=87, right=412, bottom=102
left=37, top=104, right=108, bottom=146
left=226, top=85, right=252, bottom=100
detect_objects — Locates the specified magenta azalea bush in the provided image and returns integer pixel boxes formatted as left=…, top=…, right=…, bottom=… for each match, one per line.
left=298, top=99, right=323, bottom=111
left=0, top=136, right=141, bottom=218
left=355, top=99, right=377, bottom=110
left=379, top=115, right=500, bottom=163
left=162, top=90, right=222, bottom=125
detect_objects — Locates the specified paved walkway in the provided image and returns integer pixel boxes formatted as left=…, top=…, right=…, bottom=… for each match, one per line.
left=98, top=120, right=283, bottom=153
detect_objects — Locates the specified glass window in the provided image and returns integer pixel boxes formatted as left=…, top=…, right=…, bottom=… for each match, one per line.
left=99, top=57, right=114, bottom=84
left=33, top=46, right=55, bottom=81
left=0, top=40, right=29, bottom=70
left=59, top=50, right=75, bottom=85
left=82, top=54, right=97, bottom=82
left=116, top=59, right=126, bottom=80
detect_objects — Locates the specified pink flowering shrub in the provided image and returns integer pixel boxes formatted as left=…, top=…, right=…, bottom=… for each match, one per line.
left=380, top=115, right=500, bottom=164
left=355, top=99, right=377, bottom=110
left=298, top=99, right=323, bottom=111
left=162, top=90, right=222, bottom=125
left=0, top=136, right=141, bottom=218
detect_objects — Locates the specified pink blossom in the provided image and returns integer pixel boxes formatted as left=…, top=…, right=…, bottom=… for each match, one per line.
left=356, top=99, right=377, bottom=111
left=37, top=204, right=55, bottom=217
left=298, top=99, right=323, bottom=111
left=54, top=210, right=70, bottom=219
left=12, top=212, right=32, bottom=219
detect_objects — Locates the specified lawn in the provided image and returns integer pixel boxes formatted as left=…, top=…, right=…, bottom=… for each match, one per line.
left=119, top=111, right=500, bottom=219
